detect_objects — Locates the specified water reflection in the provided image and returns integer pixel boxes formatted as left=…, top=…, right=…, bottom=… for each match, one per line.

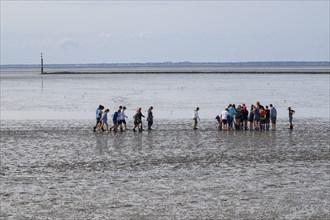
left=95, top=133, right=109, bottom=155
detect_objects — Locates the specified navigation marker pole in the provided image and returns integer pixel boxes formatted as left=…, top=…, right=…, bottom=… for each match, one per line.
left=41, top=53, right=44, bottom=74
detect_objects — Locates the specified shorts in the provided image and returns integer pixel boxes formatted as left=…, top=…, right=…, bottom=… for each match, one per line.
left=222, top=119, right=227, bottom=125
left=112, top=120, right=118, bottom=125
left=118, top=120, right=123, bottom=125
left=289, top=115, right=293, bottom=122
left=271, top=116, right=276, bottom=123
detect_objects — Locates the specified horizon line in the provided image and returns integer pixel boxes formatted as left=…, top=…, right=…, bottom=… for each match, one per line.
left=1, top=60, right=330, bottom=67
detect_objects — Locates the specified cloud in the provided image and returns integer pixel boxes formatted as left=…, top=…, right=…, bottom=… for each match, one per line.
left=136, top=31, right=152, bottom=39
left=57, top=39, right=79, bottom=49
left=97, top=33, right=114, bottom=39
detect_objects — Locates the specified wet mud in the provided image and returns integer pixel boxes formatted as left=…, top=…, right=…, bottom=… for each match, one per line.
left=1, top=119, right=329, bottom=219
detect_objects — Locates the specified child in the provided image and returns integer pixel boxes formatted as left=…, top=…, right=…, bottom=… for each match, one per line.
left=288, top=107, right=295, bottom=130
left=193, top=107, right=200, bottom=130
left=101, top=109, right=110, bottom=131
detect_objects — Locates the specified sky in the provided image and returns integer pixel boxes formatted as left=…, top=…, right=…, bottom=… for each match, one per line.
left=1, top=0, right=329, bottom=64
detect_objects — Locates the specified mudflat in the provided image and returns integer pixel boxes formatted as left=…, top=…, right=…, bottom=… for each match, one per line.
left=1, top=119, right=329, bottom=219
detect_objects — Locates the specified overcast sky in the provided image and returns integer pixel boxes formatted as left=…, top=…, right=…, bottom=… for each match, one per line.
left=1, top=1, right=329, bottom=64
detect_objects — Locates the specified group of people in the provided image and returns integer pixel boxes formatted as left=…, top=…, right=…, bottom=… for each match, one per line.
left=93, top=102, right=295, bottom=133
left=93, top=105, right=154, bottom=132
left=214, top=102, right=278, bottom=131
left=193, top=102, right=295, bottom=131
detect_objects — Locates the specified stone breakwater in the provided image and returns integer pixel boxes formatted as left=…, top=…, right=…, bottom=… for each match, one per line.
left=1, top=119, right=329, bottom=219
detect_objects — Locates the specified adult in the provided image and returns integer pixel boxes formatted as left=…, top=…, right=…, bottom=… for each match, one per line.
left=270, top=104, right=277, bottom=130
left=253, top=105, right=260, bottom=130
left=248, top=105, right=254, bottom=130
left=133, top=107, right=145, bottom=132
left=147, top=106, right=154, bottom=130
left=241, top=104, right=249, bottom=130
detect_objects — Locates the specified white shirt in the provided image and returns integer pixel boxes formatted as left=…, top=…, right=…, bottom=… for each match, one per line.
left=193, top=110, right=200, bottom=120
left=221, top=110, right=228, bottom=120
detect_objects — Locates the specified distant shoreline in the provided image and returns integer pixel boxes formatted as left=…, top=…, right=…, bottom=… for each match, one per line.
left=2, top=61, right=329, bottom=74
left=42, top=68, right=330, bottom=74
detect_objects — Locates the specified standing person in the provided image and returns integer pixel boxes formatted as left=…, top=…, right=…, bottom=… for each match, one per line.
left=133, top=107, right=145, bottom=132
left=270, top=104, right=277, bottom=130
left=193, top=107, right=200, bottom=130
left=288, top=107, right=295, bottom=130
left=93, top=105, right=104, bottom=132
left=253, top=105, right=260, bottom=130
left=241, top=104, right=249, bottom=130
left=120, top=106, right=128, bottom=131
left=221, top=108, right=229, bottom=130
left=227, top=104, right=235, bottom=130
left=100, top=109, right=110, bottom=131
left=265, top=105, right=271, bottom=131
left=147, top=106, right=154, bottom=130
left=234, top=105, right=242, bottom=130
left=260, top=106, right=267, bottom=131
left=248, top=105, right=254, bottom=130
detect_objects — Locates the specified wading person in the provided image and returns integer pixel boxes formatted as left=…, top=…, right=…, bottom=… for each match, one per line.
left=117, top=106, right=124, bottom=132
left=265, top=105, right=270, bottom=131
left=133, top=107, right=145, bottom=132
left=100, top=109, right=110, bottom=131
left=215, top=114, right=222, bottom=130
left=147, top=106, right=154, bottom=130
left=93, top=105, right=104, bottom=132
left=253, top=105, right=260, bottom=130
left=248, top=105, right=254, bottom=130
left=193, top=107, right=200, bottom=130
left=110, top=107, right=121, bottom=132
left=120, top=106, right=128, bottom=131
left=288, top=107, right=295, bottom=130
left=260, top=106, right=267, bottom=131
left=270, top=104, right=277, bottom=130
left=221, top=108, right=228, bottom=130
left=241, top=104, right=249, bottom=130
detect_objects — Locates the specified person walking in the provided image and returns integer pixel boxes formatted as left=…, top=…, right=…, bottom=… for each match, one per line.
left=120, top=106, right=128, bottom=131
left=147, top=106, right=154, bottom=130
left=270, top=104, right=277, bottom=130
left=110, top=107, right=121, bottom=132
left=133, top=107, right=145, bottom=132
left=288, top=107, right=295, bottom=130
left=193, top=107, right=200, bottom=130
left=93, top=105, right=104, bottom=132
left=100, top=109, right=110, bottom=131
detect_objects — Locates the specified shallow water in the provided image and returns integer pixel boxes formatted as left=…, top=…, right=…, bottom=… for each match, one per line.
left=1, top=119, right=329, bottom=219
left=1, top=69, right=329, bottom=120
